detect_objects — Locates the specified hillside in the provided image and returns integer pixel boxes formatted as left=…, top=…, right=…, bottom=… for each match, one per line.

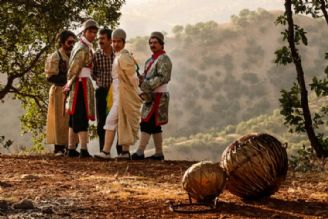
left=159, top=90, right=328, bottom=161
left=0, top=155, right=327, bottom=218
left=129, top=9, right=328, bottom=138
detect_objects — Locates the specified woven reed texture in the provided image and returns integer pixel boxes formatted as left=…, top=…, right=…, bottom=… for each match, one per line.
left=221, top=133, right=288, bottom=199
left=182, top=161, right=226, bottom=203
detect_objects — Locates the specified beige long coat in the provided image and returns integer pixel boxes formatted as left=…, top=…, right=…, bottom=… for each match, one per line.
left=116, top=49, right=142, bottom=145
left=45, top=48, right=69, bottom=145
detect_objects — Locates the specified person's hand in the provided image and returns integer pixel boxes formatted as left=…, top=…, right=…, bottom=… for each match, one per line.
left=63, top=83, right=70, bottom=94
left=139, top=92, right=146, bottom=100
left=138, top=75, right=144, bottom=86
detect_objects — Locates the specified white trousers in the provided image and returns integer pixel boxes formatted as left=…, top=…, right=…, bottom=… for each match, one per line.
left=104, top=79, right=119, bottom=131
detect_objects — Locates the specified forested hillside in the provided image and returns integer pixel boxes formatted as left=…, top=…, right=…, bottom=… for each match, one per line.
left=129, top=9, right=328, bottom=138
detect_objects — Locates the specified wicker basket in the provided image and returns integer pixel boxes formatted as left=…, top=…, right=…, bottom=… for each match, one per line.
left=182, top=161, right=226, bottom=203
left=220, top=133, right=288, bottom=200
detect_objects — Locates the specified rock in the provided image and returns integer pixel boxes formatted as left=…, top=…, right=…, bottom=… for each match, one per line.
left=12, top=199, right=35, bottom=209
left=21, top=174, right=40, bottom=181
left=0, top=200, right=9, bottom=210
left=41, top=206, right=54, bottom=214
left=0, top=181, right=12, bottom=188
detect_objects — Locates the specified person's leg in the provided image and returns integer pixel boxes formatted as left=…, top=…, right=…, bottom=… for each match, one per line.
left=147, top=132, right=164, bottom=160
left=146, top=115, right=164, bottom=160
left=117, top=144, right=131, bottom=159
left=116, top=131, right=123, bottom=156
left=131, top=132, right=151, bottom=160
left=67, top=127, right=80, bottom=157
left=96, top=87, right=108, bottom=151
left=79, top=131, right=91, bottom=158
left=153, top=133, right=163, bottom=155
left=103, top=130, right=116, bottom=153
left=94, top=106, right=118, bottom=159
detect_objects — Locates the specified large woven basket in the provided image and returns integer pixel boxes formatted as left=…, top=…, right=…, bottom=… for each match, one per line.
left=220, top=133, right=288, bottom=199
left=182, top=161, right=226, bottom=203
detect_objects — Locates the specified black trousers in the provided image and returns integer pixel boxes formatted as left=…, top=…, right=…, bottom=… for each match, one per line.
left=95, top=86, right=122, bottom=154
left=69, top=81, right=88, bottom=133
left=95, top=87, right=108, bottom=151
left=140, top=113, right=162, bottom=134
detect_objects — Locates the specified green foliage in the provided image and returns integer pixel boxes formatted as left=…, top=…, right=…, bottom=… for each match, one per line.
left=294, top=24, right=308, bottom=45
left=0, top=136, right=13, bottom=149
left=279, top=83, right=304, bottom=133
left=289, top=145, right=322, bottom=172
left=275, top=0, right=328, bottom=157
left=0, top=0, right=125, bottom=149
left=274, top=46, right=293, bottom=65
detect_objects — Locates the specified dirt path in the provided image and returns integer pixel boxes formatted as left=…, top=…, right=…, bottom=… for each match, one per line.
left=0, top=155, right=327, bottom=218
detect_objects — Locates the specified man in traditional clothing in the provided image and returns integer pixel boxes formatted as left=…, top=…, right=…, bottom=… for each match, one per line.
left=45, top=30, right=76, bottom=156
left=92, top=28, right=115, bottom=152
left=131, top=32, right=172, bottom=161
left=94, top=28, right=142, bottom=159
left=64, top=19, right=98, bottom=158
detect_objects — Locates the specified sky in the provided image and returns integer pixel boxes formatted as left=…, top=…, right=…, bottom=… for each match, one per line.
left=119, top=0, right=284, bottom=38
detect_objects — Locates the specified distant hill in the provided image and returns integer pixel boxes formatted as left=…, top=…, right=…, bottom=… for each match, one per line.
left=160, top=95, right=328, bottom=161
left=128, top=9, right=328, bottom=138
left=120, top=0, right=283, bottom=37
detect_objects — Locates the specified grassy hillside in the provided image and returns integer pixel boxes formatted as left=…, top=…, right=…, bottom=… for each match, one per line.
left=161, top=96, right=328, bottom=161
left=129, top=9, right=328, bottom=138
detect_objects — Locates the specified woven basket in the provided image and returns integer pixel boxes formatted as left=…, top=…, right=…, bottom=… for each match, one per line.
left=220, top=133, right=288, bottom=199
left=182, top=161, right=226, bottom=203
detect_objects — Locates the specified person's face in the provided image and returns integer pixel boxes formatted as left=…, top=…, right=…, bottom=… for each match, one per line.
left=84, top=28, right=98, bottom=42
left=98, top=34, right=112, bottom=50
left=112, top=38, right=124, bottom=52
left=149, top=38, right=162, bottom=54
left=62, top=36, right=76, bottom=52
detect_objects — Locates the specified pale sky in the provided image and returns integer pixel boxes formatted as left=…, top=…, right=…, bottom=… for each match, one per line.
left=119, top=0, right=284, bottom=38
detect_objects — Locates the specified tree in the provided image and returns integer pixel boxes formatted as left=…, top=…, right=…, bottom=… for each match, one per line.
left=275, top=0, right=328, bottom=158
left=0, top=0, right=125, bottom=148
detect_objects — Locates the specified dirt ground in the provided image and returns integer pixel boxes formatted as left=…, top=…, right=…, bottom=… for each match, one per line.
left=0, top=155, right=327, bottom=219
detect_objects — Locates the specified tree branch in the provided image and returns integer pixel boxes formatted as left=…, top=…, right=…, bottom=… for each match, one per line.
left=285, top=0, right=326, bottom=157
left=0, top=40, right=52, bottom=101
left=9, top=87, right=43, bottom=108
left=320, top=0, right=328, bottom=25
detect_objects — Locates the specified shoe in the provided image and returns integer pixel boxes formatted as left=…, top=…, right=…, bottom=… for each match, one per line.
left=79, top=149, right=92, bottom=158
left=54, top=145, right=66, bottom=156
left=94, top=151, right=112, bottom=160
left=54, top=151, right=65, bottom=157
left=116, top=144, right=123, bottom=155
left=116, top=151, right=131, bottom=160
left=131, top=152, right=145, bottom=160
left=146, top=154, right=165, bottom=161
left=67, top=149, right=80, bottom=157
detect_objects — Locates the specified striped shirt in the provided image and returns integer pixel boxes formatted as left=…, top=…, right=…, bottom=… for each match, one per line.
left=92, top=49, right=115, bottom=88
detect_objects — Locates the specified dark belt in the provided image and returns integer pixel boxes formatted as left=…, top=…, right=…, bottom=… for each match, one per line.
left=97, top=86, right=109, bottom=91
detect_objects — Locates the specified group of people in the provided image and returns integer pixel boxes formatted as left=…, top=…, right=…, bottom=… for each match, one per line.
left=45, top=19, right=172, bottom=160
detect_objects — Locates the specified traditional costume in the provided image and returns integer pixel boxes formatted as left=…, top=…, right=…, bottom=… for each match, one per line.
left=66, top=36, right=95, bottom=132
left=132, top=32, right=172, bottom=160
left=45, top=48, right=69, bottom=153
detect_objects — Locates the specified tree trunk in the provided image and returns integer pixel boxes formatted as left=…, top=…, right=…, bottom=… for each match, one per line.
left=320, top=0, right=328, bottom=25
left=285, top=0, right=326, bottom=158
